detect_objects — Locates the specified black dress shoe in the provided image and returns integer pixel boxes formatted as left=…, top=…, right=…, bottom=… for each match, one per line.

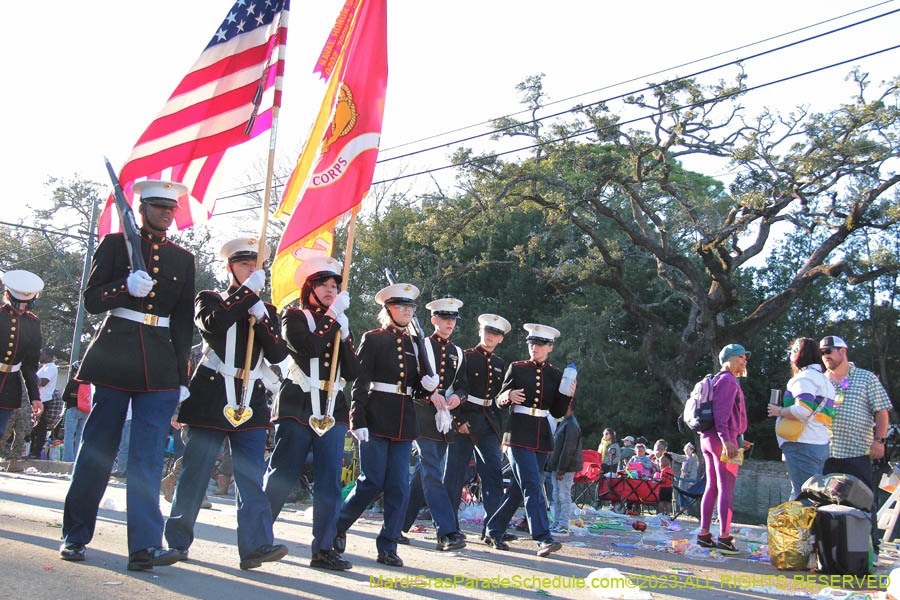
left=310, top=549, right=353, bottom=571
left=240, top=544, right=288, bottom=570
left=537, top=538, right=562, bottom=557
left=127, top=547, right=180, bottom=571
left=396, top=533, right=410, bottom=545
left=59, top=542, right=86, bottom=562
left=171, top=547, right=189, bottom=562
left=502, top=532, right=518, bottom=542
left=448, top=531, right=466, bottom=543
left=436, top=535, right=466, bottom=551
left=376, top=550, right=403, bottom=567
left=483, top=536, right=510, bottom=551
left=333, top=530, right=346, bottom=553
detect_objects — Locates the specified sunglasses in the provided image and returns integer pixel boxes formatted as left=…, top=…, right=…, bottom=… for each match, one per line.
left=822, top=348, right=841, bottom=355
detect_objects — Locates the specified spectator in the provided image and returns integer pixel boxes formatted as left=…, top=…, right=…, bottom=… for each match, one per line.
left=619, top=436, right=636, bottom=468
left=767, top=338, right=833, bottom=500
left=820, top=335, right=892, bottom=558
left=627, top=443, right=653, bottom=474
left=29, top=349, right=62, bottom=459
left=697, top=343, right=750, bottom=555
left=547, top=403, right=583, bottom=534
left=61, top=363, right=91, bottom=462
left=671, top=442, right=699, bottom=485
left=656, top=454, right=675, bottom=516
left=649, top=439, right=668, bottom=473
left=598, top=428, right=620, bottom=474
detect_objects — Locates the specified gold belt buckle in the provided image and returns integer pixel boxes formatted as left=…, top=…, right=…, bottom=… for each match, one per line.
left=234, top=368, right=248, bottom=380
left=397, top=383, right=405, bottom=395
left=483, top=399, right=491, bottom=407
left=320, top=380, right=329, bottom=391
left=143, top=313, right=159, bottom=326
left=0, top=363, right=10, bottom=373
left=529, top=407, right=539, bottom=417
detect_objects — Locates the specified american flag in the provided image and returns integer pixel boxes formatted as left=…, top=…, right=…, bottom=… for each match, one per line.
left=98, top=0, right=290, bottom=237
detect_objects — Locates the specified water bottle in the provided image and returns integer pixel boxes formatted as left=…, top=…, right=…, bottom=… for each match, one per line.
left=559, top=363, right=577, bottom=395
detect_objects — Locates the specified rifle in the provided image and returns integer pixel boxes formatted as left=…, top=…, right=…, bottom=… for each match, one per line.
left=103, top=157, right=147, bottom=273
left=383, top=268, right=434, bottom=377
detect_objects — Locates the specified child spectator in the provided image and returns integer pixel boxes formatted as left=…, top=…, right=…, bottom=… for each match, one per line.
left=656, top=454, right=675, bottom=515
left=627, top=443, right=653, bottom=475
left=649, top=439, right=668, bottom=474
left=547, top=404, right=582, bottom=534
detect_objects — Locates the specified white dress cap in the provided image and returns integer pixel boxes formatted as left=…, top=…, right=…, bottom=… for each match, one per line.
left=478, top=313, right=511, bottom=334
left=132, top=180, right=188, bottom=206
left=375, top=283, right=420, bottom=306
left=293, top=255, right=343, bottom=288
left=425, top=297, right=463, bottom=318
left=2, top=270, right=44, bottom=301
left=523, top=323, right=561, bottom=344
left=219, top=237, right=272, bottom=262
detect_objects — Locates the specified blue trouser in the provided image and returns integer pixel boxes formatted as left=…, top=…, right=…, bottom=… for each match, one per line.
left=165, top=426, right=272, bottom=559
left=0, top=409, right=12, bottom=442
left=337, top=436, right=411, bottom=554
left=824, top=455, right=880, bottom=553
left=486, top=446, right=551, bottom=542
left=403, top=439, right=458, bottom=537
left=62, top=386, right=178, bottom=554
left=264, top=419, right=347, bottom=554
left=63, top=407, right=89, bottom=462
left=781, top=441, right=829, bottom=501
left=444, top=428, right=504, bottom=529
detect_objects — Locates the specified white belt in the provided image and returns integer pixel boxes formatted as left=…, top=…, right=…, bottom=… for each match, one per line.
left=0, top=361, right=21, bottom=373
left=467, top=395, right=492, bottom=407
left=370, top=381, right=412, bottom=396
left=513, top=405, right=549, bottom=418
left=201, top=353, right=264, bottom=381
left=109, top=307, right=170, bottom=327
left=287, top=363, right=338, bottom=393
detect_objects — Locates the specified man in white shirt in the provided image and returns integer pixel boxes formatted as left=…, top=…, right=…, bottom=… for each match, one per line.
left=29, top=349, right=62, bottom=459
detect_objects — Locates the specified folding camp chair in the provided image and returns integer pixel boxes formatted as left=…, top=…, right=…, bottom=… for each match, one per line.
left=671, top=475, right=705, bottom=521
left=573, top=450, right=603, bottom=507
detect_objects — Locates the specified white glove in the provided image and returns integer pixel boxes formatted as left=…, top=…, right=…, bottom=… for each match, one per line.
left=435, top=408, right=452, bottom=434
left=336, top=312, right=350, bottom=340
left=330, top=291, right=350, bottom=315
left=179, top=385, right=190, bottom=402
left=249, top=300, right=267, bottom=320
left=351, top=427, right=369, bottom=442
left=126, top=270, right=153, bottom=297
left=421, top=374, right=439, bottom=392
left=242, top=269, right=266, bottom=293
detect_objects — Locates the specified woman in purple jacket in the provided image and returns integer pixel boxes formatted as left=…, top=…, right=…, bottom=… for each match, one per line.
left=696, top=344, right=750, bottom=555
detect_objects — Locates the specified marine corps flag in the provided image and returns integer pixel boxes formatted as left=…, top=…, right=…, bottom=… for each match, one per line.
left=271, top=0, right=386, bottom=309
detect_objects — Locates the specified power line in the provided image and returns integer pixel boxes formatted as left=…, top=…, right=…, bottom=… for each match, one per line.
left=0, top=220, right=89, bottom=242
left=202, top=42, right=900, bottom=217
left=371, top=43, right=900, bottom=185
left=378, top=0, right=898, bottom=154
left=375, top=6, right=900, bottom=166
left=208, top=4, right=900, bottom=203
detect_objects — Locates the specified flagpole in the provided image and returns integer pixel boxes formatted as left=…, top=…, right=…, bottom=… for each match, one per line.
left=237, top=38, right=287, bottom=417
left=324, top=204, right=360, bottom=410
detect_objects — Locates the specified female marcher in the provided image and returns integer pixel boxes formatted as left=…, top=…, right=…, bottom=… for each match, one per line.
left=696, top=343, right=750, bottom=555
left=767, top=337, right=833, bottom=500
left=598, top=428, right=620, bottom=474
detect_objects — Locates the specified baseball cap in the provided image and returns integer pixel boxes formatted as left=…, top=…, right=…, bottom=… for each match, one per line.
left=623, top=435, right=635, bottom=443
left=819, top=336, right=848, bottom=350
left=719, top=343, right=750, bottom=364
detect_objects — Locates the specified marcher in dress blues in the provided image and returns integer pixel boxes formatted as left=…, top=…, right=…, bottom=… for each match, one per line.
left=333, top=283, right=438, bottom=568
left=264, top=256, right=360, bottom=571
left=61, top=180, right=195, bottom=571
left=483, top=323, right=576, bottom=557
left=165, top=237, right=289, bottom=570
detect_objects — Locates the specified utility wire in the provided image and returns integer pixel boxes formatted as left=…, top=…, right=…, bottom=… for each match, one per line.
left=207, top=5, right=900, bottom=203
left=378, top=0, right=899, bottom=154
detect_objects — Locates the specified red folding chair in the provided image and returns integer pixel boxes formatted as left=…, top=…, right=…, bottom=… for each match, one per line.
left=573, top=450, right=603, bottom=507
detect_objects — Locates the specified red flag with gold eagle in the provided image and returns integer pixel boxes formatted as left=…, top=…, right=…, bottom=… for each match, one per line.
left=271, top=0, right=386, bottom=309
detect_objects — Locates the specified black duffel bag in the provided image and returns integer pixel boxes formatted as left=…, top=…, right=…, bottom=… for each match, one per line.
left=798, top=473, right=874, bottom=511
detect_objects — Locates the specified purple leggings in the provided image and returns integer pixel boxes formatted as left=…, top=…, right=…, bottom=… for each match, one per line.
left=699, top=433, right=739, bottom=537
